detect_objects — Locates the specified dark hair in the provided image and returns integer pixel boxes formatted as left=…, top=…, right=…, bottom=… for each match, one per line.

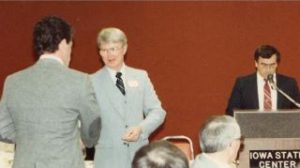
left=132, top=140, right=189, bottom=168
left=254, top=45, right=281, bottom=63
left=33, top=16, right=73, bottom=57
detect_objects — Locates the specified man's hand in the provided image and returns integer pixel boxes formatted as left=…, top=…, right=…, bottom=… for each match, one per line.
left=80, top=140, right=86, bottom=158
left=122, top=126, right=142, bottom=142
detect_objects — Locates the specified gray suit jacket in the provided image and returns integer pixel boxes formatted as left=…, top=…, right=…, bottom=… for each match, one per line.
left=0, top=59, right=101, bottom=168
left=91, top=66, right=166, bottom=168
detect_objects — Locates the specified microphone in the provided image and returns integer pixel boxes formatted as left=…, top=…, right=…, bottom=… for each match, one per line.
left=267, top=74, right=300, bottom=108
left=267, top=74, right=274, bottom=84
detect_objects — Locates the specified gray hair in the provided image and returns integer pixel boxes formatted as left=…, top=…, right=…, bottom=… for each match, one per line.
left=200, top=115, right=241, bottom=153
left=97, top=27, right=127, bottom=47
left=132, top=140, right=189, bottom=168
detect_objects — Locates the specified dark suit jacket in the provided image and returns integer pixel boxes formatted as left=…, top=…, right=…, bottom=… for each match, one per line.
left=226, top=73, right=300, bottom=116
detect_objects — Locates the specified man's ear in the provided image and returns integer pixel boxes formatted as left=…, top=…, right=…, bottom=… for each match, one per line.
left=122, top=44, right=128, bottom=55
left=255, top=61, right=258, bottom=68
left=229, top=140, right=234, bottom=147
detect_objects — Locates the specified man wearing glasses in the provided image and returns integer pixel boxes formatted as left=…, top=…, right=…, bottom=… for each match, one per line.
left=90, top=27, right=166, bottom=168
left=226, top=44, right=300, bottom=116
left=191, top=115, right=242, bottom=168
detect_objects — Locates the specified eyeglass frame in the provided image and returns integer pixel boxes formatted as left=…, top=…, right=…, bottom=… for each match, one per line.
left=99, top=46, right=124, bottom=54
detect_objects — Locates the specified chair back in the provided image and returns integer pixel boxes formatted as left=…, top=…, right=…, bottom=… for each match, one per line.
left=162, top=135, right=194, bottom=161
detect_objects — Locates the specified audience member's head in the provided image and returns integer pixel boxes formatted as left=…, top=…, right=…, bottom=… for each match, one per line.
left=200, top=115, right=241, bottom=164
left=132, top=140, right=189, bottom=168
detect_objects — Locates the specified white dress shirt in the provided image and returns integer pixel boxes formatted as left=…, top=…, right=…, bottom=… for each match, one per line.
left=40, top=53, right=64, bottom=65
left=257, top=73, right=277, bottom=111
left=105, top=64, right=127, bottom=89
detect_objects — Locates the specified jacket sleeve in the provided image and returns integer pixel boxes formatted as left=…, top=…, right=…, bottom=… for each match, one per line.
left=0, top=78, right=16, bottom=143
left=287, top=78, right=300, bottom=108
left=226, top=78, right=242, bottom=116
left=78, top=75, right=101, bottom=148
left=139, top=71, right=166, bottom=138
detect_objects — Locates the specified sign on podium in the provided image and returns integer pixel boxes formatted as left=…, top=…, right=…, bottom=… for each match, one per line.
left=234, top=110, right=300, bottom=168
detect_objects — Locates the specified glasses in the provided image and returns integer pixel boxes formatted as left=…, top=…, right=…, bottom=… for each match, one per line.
left=100, top=46, right=123, bottom=54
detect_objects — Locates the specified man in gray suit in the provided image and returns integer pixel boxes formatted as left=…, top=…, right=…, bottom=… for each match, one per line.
left=191, top=115, right=242, bottom=168
left=0, top=16, right=101, bottom=168
left=91, top=27, right=166, bottom=168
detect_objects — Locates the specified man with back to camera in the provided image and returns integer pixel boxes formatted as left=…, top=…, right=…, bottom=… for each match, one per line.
left=191, top=115, right=242, bottom=168
left=90, top=27, right=166, bottom=168
left=226, top=45, right=300, bottom=116
left=0, top=16, right=101, bottom=168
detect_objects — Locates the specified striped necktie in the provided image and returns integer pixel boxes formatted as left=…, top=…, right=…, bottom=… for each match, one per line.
left=263, top=79, right=272, bottom=110
left=116, top=72, right=126, bottom=95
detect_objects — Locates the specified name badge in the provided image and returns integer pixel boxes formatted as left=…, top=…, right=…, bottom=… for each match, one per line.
left=128, top=80, right=139, bottom=87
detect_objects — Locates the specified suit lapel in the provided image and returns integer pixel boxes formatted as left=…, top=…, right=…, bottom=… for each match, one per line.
left=248, top=73, right=259, bottom=109
left=276, top=74, right=283, bottom=108
left=96, top=68, right=127, bottom=120
left=123, top=67, right=139, bottom=120
left=124, top=67, right=136, bottom=101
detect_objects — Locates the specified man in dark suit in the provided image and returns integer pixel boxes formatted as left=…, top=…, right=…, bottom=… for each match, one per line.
left=226, top=45, right=300, bottom=116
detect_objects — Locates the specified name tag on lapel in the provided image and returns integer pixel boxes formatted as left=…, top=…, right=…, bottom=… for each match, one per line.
left=128, top=80, right=139, bottom=87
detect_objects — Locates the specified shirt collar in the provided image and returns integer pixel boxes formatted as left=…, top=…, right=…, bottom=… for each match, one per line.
left=40, top=54, right=64, bottom=65
left=256, top=72, right=277, bottom=83
left=106, top=64, right=126, bottom=80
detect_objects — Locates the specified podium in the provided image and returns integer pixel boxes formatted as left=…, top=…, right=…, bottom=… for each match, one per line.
left=234, top=110, right=300, bottom=168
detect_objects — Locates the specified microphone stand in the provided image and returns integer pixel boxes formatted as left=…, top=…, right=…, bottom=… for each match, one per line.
left=268, top=79, right=300, bottom=108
